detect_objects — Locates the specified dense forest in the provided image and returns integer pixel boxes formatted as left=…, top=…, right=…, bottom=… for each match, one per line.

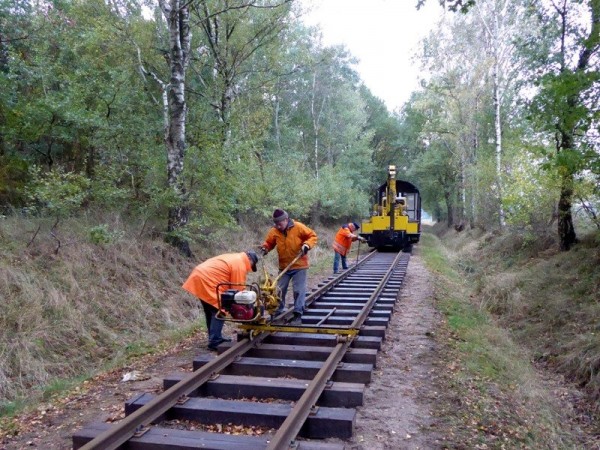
left=0, top=0, right=598, bottom=248
left=0, top=2, right=599, bottom=444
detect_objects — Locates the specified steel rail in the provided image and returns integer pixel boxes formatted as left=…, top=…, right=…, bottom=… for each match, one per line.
left=265, top=340, right=351, bottom=450
left=80, top=249, right=382, bottom=450
left=79, top=335, right=267, bottom=450
left=351, top=251, right=405, bottom=328
left=242, top=251, right=378, bottom=333
left=306, top=250, right=377, bottom=305
left=266, top=251, right=404, bottom=449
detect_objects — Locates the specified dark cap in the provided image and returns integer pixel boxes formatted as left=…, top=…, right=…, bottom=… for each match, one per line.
left=245, top=250, right=258, bottom=272
left=272, top=208, right=289, bottom=223
left=353, top=222, right=360, bottom=230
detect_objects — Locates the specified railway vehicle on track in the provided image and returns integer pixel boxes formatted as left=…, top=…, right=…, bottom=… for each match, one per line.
left=360, top=165, right=421, bottom=251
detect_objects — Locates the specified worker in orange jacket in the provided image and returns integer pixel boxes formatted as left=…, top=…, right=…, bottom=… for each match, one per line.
left=182, top=251, right=258, bottom=350
left=260, top=209, right=318, bottom=325
left=333, top=222, right=366, bottom=274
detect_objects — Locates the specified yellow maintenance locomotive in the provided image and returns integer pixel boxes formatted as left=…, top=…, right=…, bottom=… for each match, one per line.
left=360, top=165, right=421, bottom=251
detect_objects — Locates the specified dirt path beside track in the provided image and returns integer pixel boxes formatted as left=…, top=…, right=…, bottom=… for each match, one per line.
left=347, top=251, right=444, bottom=449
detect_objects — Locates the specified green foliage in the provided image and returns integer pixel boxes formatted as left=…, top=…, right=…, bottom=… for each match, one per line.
left=0, top=155, right=29, bottom=207
left=124, top=341, right=154, bottom=358
left=25, top=167, right=90, bottom=217
left=89, top=224, right=111, bottom=244
left=502, top=152, right=559, bottom=230
left=89, top=224, right=124, bottom=244
left=87, top=169, right=132, bottom=212
left=0, top=0, right=403, bottom=237
left=530, top=69, right=599, bottom=133
left=519, top=0, right=600, bottom=249
left=41, top=377, right=85, bottom=402
left=164, top=226, right=193, bottom=249
left=0, top=398, right=26, bottom=419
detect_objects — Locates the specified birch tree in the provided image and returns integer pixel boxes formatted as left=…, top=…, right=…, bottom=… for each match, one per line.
left=190, top=0, right=293, bottom=148
left=159, top=0, right=192, bottom=256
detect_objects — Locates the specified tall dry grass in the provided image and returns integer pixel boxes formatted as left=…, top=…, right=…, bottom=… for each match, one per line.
left=0, top=213, right=340, bottom=410
left=422, top=229, right=595, bottom=447
left=437, top=224, right=600, bottom=415
left=0, top=214, right=200, bottom=407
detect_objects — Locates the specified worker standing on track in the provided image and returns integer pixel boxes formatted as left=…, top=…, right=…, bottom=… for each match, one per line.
left=332, top=222, right=366, bottom=274
left=182, top=250, right=259, bottom=350
left=260, top=209, right=318, bottom=325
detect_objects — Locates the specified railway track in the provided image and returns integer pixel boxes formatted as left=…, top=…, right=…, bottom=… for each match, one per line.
left=73, top=250, right=410, bottom=449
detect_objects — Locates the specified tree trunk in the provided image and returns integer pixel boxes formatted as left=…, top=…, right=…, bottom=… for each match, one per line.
left=557, top=171, right=576, bottom=250
left=310, top=200, right=321, bottom=225
left=274, top=93, right=282, bottom=153
left=477, top=1, right=507, bottom=228
left=0, top=32, right=8, bottom=74
left=493, top=58, right=505, bottom=228
left=160, top=0, right=192, bottom=257
left=492, top=13, right=506, bottom=228
left=445, top=189, right=454, bottom=227
left=470, top=99, right=479, bottom=229
left=459, top=153, right=466, bottom=224
left=310, top=71, right=326, bottom=179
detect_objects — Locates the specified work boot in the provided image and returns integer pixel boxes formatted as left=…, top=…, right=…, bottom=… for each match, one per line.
left=289, top=312, right=302, bottom=326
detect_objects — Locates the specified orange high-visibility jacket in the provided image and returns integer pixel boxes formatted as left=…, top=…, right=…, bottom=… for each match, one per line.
left=182, top=252, right=252, bottom=308
left=262, top=220, right=318, bottom=270
left=332, top=223, right=359, bottom=257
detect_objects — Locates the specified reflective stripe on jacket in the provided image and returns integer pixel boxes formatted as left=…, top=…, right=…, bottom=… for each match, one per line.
left=262, top=219, right=318, bottom=270
left=332, top=223, right=358, bottom=257
left=182, top=252, right=251, bottom=308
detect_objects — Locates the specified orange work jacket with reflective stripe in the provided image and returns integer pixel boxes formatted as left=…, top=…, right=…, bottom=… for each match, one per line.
left=182, top=252, right=252, bottom=308
left=262, top=219, right=318, bottom=270
left=332, top=223, right=359, bottom=257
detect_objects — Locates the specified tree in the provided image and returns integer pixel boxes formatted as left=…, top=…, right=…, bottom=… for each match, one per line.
left=527, top=0, right=600, bottom=250
left=418, top=0, right=476, bottom=13
left=190, top=0, right=293, bottom=147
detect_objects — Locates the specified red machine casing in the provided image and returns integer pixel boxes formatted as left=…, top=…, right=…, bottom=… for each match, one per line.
left=229, top=304, right=255, bottom=320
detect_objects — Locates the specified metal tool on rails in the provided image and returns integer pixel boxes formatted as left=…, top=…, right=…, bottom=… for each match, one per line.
left=214, top=251, right=304, bottom=324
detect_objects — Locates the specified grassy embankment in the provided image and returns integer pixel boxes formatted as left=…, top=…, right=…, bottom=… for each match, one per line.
left=2, top=212, right=598, bottom=447
left=420, top=224, right=599, bottom=448
left=0, top=214, right=341, bottom=417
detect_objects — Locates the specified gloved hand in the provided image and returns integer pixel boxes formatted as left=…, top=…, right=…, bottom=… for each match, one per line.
left=359, top=237, right=367, bottom=243
left=301, top=243, right=310, bottom=255
left=260, top=246, right=268, bottom=256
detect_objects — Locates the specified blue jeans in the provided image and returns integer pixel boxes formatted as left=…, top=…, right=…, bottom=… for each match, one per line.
left=201, top=301, right=225, bottom=347
left=277, top=268, right=307, bottom=315
left=333, top=251, right=347, bottom=273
